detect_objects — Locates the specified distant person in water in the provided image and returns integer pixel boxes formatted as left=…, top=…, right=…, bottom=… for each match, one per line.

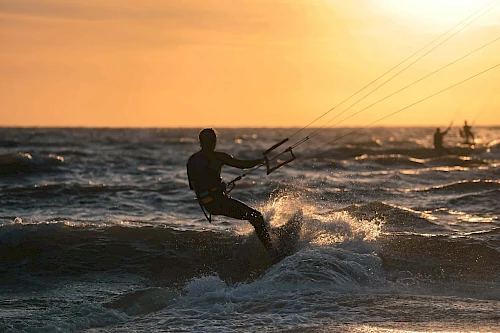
left=461, top=120, right=475, bottom=145
left=186, top=128, right=273, bottom=253
left=433, top=124, right=451, bottom=154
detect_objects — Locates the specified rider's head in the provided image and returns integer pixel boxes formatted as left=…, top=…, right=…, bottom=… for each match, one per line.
left=199, top=128, right=217, bottom=151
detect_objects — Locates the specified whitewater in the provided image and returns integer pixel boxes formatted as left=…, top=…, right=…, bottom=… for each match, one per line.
left=1, top=127, right=499, bottom=332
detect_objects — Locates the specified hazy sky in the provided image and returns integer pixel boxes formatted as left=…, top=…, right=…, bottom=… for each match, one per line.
left=1, top=0, right=499, bottom=127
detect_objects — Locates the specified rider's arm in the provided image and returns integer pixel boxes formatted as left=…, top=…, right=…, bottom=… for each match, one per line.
left=218, top=152, right=264, bottom=169
left=444, top=122, right=453, bottom=134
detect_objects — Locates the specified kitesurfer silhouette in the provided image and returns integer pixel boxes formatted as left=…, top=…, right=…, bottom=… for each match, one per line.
left=186, top=128, right=273, bottom=253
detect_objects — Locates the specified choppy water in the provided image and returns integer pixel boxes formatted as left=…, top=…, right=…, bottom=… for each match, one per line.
left=1, top=127, right=499, bottom=332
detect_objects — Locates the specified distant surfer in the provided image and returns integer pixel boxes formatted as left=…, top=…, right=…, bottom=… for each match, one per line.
left=186, top=128, right=273, bottom=253
left=433, top=124, right=451, bottom=154
left=459, top=120, right=475, bottom=145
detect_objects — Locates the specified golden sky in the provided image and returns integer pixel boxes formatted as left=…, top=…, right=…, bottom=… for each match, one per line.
left=1, top=0, right=499, bottom=127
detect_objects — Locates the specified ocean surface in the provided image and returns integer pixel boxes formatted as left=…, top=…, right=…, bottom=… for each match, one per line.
left=1, top=126, right=499, bottom=332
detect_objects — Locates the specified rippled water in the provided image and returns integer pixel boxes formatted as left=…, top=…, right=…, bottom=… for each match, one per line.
left=1, top=127, right=499, bottom=332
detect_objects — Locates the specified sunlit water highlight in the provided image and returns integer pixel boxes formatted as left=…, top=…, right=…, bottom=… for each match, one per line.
left=0, top=127, right=499, bottom=332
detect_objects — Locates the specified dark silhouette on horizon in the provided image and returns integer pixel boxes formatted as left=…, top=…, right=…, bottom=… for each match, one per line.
left=434, top=124, right=451, bottom=154
left=460, top=120, right=475, bottom=145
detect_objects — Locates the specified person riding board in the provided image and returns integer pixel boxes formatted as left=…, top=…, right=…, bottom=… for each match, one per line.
left=460, top=120, right=475, bottom=144
left=433, top=123, right=452, bottom=154
left=186, top=128, right=273, bottom=253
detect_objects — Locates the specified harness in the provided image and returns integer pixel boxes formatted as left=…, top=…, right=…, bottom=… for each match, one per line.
left=198, top=199, right=213, bottom=224
left=190, top=182, right=227, bottom=223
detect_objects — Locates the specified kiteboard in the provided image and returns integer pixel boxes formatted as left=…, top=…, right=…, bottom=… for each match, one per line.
left=268, top=209, right=303, bottom=263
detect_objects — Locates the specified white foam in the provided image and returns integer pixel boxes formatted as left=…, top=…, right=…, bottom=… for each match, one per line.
left=185, top=275, right=228, bottom=298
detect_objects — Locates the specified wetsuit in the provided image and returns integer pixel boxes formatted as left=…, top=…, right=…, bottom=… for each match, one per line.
left=186, top=150, right=272, bottom=251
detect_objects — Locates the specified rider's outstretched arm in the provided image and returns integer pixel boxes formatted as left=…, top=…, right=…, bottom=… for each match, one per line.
left=220, top=153, right=264, bottom=169
left=444, top=122, right=453, bottom=134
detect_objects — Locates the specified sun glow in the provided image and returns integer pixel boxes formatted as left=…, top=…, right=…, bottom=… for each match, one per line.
left=2, top=0, right=500, bottom=127
left=382, top=0, right=494, bottom=27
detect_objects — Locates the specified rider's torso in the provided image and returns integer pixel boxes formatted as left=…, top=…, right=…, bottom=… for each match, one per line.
left=187, top=150, right=230, bottom=194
